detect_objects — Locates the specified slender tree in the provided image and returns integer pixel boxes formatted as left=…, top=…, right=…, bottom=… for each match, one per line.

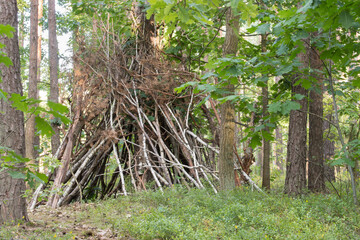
left=48, top=0, right=60, bottom=155
left=274, top=127, right=284, bottom=172
left=25, top=0, right=39, bottom=160
left=34, top=0, right=43, bottom=159
left=218, top=7, right=239, bottom=191
left=261, top=33, right=270, bottom=190
left=0, top=0, right=28, bottom=224
left=323, top=113, right=335, bottom=182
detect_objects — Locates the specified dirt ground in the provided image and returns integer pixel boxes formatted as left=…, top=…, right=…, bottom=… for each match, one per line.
left=26, top=203, right=122, bottom=240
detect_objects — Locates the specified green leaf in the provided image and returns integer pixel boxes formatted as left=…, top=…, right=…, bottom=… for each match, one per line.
left=278, top=8, right=297, bottom=19
left=276, top=65, right=292, bottom=76
left=281, top=101, right=300, bottom=115
left=338, top=10, right=354, bottom=29
left=334, top=90, right=344, bottom=97
left=201, top=72, right=217, bottom=79
left=218, top=95, right=239, bottom=103
left=256, top=23, right=270, bottom=34
left=352, top=78, right=360, bottom=88
left=0, top=54, right=13, bottom=67
left=47, top=101, right=69, bottom=114
left=178, top=6, right=190, bottom=24
left=250, top=134, right=261, bottom=149
left=49, top=111, right=71, bottom=125
left=276, top=44, right=288, bottom=56
left=268, top=102, right=282, bottom=113
left=230, top=0, right=239, bottom=11
left=31, top=171, right=48, bottom=184
left=294, top=94, right=305, bottom=100
left=8, top=170, right=26, bottom=179
left=261, top=130, right=274, bottom=141
left=297, top=0, right=313, bottom=13
left=9, top=93, right=28, bottom=112
left=295, top=78, right=312, bottom=89
left=174, top=81, right=198, bottom=94
left=35, top=116, right=55, bottom=137
left=0, top=24, right=15, bottom=38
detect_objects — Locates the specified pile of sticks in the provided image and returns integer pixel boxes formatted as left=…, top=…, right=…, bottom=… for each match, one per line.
left=30, top=7, right=260, bottom=209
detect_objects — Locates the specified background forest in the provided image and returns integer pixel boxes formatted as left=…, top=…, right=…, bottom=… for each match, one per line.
left=0, top=0, right=360, bottom=239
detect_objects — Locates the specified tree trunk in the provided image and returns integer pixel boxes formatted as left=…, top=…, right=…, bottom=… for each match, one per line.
left=0, top=0, right=28, bottom=224
left=308, top=38, right=325, bottom=192
left=274, top=127, right=284, bottom=172
left=48, top=26, right=84, bottom=208
left=261, top=34, right=270, bottom=190
left=48, top=0, right=60, bottom=156
left=218, top=7, right=239, bottom=191
left=323, top=114, right=335, bottom=182
left=284, top=53, right=308, bottom=195
left=18, top=10, right=25, bottom=49
left=25, top=0, right=39, bottom=161
left=34, top=0, right=43, bottom=160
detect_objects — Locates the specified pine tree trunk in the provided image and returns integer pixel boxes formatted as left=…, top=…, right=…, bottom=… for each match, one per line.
left=34, top=0, right=43, bottom=159
left=284, top=51, right=308, bottom=195
left=261, top=34, right=270, bottom=190
left=308, top=38, right=325, bottom=192
left=48, top=0, right=60, bottom=155
left=0, top=0, right=28, bottom=224
left=25, top=0, right=39, bottom=161
left=218, top=7, right=239, bottom=191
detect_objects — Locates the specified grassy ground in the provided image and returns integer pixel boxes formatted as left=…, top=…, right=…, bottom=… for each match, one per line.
left=0, top=184, right=359, bottom=240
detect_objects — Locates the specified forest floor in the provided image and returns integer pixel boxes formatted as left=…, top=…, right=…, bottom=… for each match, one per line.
left=1, top=202, right=121, bottom=240
left=1, top=184, right=360, bottom=240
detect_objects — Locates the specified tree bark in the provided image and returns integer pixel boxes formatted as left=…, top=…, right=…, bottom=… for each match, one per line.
left=261, top=34, right=270, bottom=190
left=274, top=127, right=284, bottom=172
left=308, top=37, right=325, bottom=192
left=218, top=7, right=239, bottom=191
left=284, top=51, right=308, bottom=195
left=0, top=0, right=28, bottom=224
left=25, top=0, right=39, bottom=161
left=48, top=0, right=60, bottom=155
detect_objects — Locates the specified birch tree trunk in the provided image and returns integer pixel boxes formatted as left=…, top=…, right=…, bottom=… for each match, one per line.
left=0, top=0, right=28, bottom=224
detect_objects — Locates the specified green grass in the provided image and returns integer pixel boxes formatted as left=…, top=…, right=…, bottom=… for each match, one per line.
left=84, top=186, right=360, bottom=239
left=1, top=185, right=359, bottom=239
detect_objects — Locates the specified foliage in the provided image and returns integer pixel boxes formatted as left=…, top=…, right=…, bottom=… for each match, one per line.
left=0, top=24, right=14, bottom=69
left=0, top=93, right=70, bottom=186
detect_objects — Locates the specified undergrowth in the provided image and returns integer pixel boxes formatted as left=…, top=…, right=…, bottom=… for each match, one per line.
left=0, top=185, right=359, bottom=239
left=86, top=186, right=360, bottom=240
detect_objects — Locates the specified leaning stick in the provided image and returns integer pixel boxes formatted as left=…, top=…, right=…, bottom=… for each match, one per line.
left=29, top=131, right=70, bottom=211
left=57, top=139, right=106, bottom=207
